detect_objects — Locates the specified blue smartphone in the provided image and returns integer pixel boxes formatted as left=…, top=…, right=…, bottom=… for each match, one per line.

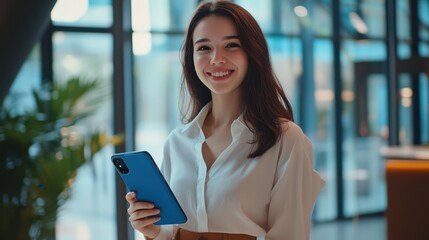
left=112, top=150, right=187, bottom=225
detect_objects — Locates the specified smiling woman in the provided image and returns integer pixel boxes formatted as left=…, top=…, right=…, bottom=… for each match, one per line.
left=126, top=1, right=325, bottom=240
left=192, top=15, right=248, bottom=98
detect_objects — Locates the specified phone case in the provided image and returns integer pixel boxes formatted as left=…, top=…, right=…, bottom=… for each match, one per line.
left=112, top=151, right=187, bottom=225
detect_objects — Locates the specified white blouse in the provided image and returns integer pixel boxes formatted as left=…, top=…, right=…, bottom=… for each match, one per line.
left=154, top=104, right=325, bottom=240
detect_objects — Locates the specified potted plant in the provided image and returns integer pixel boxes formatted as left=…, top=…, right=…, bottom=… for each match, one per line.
left=0, top=77, right=122, bottom=240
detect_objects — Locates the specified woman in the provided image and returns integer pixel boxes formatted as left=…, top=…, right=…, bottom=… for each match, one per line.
left=126, top=1, right=325, bottom=239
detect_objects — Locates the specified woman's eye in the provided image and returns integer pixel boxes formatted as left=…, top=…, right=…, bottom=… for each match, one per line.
left=226, top=42, right=241, bottom=48
left=196, top=45, right=210, bottom=51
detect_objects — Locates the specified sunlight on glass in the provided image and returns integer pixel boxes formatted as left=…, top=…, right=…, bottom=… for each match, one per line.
left=133, top=32, right=152, bottom=55
left=132, top=0, right=151, bottom=31
left=56, top=220, right=91, bottom=240
left=62, top=55, right=82, bottom=75
left=294, top=5, right=308, bottom=18
left=51, top=0, right=88, bottom=22
left=349, top=12, right=368, bottom=34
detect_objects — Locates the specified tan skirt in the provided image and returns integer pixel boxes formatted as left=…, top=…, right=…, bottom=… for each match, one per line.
left=172, top=228, right=257, bottom=240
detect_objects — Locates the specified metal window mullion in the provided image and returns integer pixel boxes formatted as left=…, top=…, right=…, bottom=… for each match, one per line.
left=410, top=0, right=421, bottom=144
left=386, top=0, right=399, bottom=146
left=113, top=0, right=135, bottom=239
left=332, top=0, right=345, bottom=220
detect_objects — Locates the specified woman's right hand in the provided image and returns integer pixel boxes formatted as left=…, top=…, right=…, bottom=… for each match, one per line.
left=126, top=192, right=161, bottom=239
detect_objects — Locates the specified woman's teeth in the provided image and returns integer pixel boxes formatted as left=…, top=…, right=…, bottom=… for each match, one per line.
left=211, top=71, right=230, bottom=77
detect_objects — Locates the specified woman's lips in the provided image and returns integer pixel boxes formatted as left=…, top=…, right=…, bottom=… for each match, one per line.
left=207, top=70, right=234, bottom=81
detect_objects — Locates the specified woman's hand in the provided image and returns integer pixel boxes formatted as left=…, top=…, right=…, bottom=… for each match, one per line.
left=126, top=192, right=161, bottom=239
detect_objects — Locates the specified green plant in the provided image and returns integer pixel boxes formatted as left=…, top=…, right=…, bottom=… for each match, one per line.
left=0, top=77, right=122, bottom=240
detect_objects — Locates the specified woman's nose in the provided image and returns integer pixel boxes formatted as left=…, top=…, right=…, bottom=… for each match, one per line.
left=210, top=51, right=226, bottom=65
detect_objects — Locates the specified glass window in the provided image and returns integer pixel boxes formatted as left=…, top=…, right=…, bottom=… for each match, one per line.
left=397, top=0, right=410, bottom=40
left=51, top=0, right=113, bottom=27
left=131, top=0, right=197, bottom=32
left=4, top=46, right=41, bottom=114
left=266, top=37, right=300, bottom=109
left=342, top=39, right=388, bottom=216
left=236, top=0, right=278, bottom=33
left=134, top=33, right=183, bottom=166
left=133, top=32, right=183, bottom=240
left=235, top=0, right=331, bottom=36
left=341, top=0, right=385, bottom=39
left=312, top=39, right=337, bottom=221
left=419, top=0, right=429, bottom=55
left=358, top=1, right=385, bottom=38
left=421, top=75, right=429, bottom=143
left=419, top=0, right=429, bottom=26
left=52, top=32, right=116, bottom=240
left=420, top=42, right=429, bottom=56
left=398, top=74, right=413, bottom=145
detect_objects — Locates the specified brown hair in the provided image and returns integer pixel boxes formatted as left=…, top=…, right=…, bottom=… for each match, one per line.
left=180, top=0, right=294, bottom=158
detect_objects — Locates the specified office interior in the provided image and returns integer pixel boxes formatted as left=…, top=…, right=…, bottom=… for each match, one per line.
left=1, top=0, right=428, bottom=239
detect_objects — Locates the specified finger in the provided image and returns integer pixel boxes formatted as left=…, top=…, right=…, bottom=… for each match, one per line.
left=125, top=192, right=136, bottom=203
left=127, top=202, right=156, bottom=215
left=128, top=202, right=155, bottom=214
left=134, top=201, right=156, bottom=209
left=129, top=208, right=160, bottom=221
left=130, top=216, right=161, bottom=230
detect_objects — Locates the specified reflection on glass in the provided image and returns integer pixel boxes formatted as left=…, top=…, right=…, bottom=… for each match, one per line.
left=52, top=0, right=112, bottom=27
left=53, top=32, right=116, bottom=240
left=51, top=0, right=89, bottom=23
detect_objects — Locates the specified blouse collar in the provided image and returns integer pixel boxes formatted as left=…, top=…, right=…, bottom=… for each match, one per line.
left=181, top=102, right=250, bottom=139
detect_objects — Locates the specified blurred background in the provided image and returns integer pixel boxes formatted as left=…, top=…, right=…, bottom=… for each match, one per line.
left=1, top=0, right=428, bottom=239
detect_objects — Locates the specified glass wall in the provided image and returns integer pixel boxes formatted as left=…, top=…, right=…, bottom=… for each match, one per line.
left=340, top=0, right=388, bottom=217
left=51, top=0, right=113, bottom=27
left=51, top=0, right=116, bottom=239
left=52, top=32, right=115, bottom=240
left=5, top=47, right=42, bottom=113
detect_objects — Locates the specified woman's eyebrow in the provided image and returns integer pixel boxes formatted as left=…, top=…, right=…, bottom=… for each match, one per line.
left=194, top=35, right=240, bottom=45
left=194, top=38, right=210, bottom=45
left=223, top=35, right=239, bottom=40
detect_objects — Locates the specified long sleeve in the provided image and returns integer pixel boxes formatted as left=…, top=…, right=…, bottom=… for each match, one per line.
left=151, top=225, right=173, bottom=240
left=150, top=137, right=175, bottom=240
left=265, top=126, right=325, bottom=240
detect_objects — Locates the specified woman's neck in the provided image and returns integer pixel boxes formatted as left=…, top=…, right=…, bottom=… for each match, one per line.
left=209, top=93, right=243, bottom=127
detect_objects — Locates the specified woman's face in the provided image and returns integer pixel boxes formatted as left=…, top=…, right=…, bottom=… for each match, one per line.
left=192, top=15, right=248, bottom=97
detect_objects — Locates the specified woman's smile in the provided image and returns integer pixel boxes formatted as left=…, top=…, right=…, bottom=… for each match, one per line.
left=207, top=69, right=235, bottom=81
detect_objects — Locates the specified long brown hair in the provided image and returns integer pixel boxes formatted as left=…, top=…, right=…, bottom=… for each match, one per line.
left=180, top=0, right=294, bottom=158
